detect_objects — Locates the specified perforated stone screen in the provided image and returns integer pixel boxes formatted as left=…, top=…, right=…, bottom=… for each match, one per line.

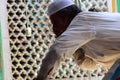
left=7, top=0, right=107, bottom=80
left=73, top=0, right=108, bottom=11
left=79, top=0, right=108, bottom=11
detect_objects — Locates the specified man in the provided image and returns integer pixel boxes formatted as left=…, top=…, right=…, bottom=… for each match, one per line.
left=37, top=0, right=120, bottom=80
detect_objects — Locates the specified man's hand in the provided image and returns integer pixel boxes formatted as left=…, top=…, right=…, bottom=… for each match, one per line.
left=36, top=49, right=61, bottom=80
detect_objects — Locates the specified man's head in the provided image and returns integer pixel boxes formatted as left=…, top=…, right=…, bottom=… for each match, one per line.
left=48, top=0, right=81, bottom=37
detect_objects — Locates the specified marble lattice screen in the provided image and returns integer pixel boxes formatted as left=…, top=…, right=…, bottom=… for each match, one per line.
left=6, top=0, right=109, bottom=80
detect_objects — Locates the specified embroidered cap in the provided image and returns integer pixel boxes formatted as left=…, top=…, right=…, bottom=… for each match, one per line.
left=48, top=0, right=74, bottom=16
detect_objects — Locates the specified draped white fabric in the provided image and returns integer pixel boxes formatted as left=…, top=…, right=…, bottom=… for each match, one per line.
left=51, top=12, right=120, bottom=70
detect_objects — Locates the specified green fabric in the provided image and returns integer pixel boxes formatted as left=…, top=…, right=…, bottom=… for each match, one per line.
left=0, top=21, right=4, bottom=80
left=117, top=0, right=120, bottom=13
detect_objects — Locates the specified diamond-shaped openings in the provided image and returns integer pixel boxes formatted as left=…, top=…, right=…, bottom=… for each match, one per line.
left=7, top=0, right=105, bottom=80
left=80, top=0, right=108, bottom=11
left=7, top=0, right=55, bottom=80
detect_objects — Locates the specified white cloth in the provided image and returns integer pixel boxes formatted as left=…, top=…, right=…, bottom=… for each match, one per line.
left=48, top=0, right=74, bottom=16
left=51, top=12, right=120, bottom=69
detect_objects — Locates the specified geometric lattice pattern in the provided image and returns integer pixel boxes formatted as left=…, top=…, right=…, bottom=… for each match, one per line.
left=7, top=0, right=54, bottom=80
left=79, top=0, right=108, bottom=11
left=7, top=0, right=107, bottom=80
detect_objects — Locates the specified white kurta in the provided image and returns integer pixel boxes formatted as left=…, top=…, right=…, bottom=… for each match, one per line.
left=50, top=12, right=120, bottom=70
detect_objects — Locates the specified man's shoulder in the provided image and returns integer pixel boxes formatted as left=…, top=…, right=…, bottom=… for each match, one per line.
left=78, top=11, right=120, bottom=14
left=77, top=12, right=120, bottom=16
left=75, top=12, right=120, bottom=20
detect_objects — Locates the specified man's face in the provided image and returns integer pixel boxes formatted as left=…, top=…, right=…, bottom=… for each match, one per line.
left=50, top=13, right=69, bottom=38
